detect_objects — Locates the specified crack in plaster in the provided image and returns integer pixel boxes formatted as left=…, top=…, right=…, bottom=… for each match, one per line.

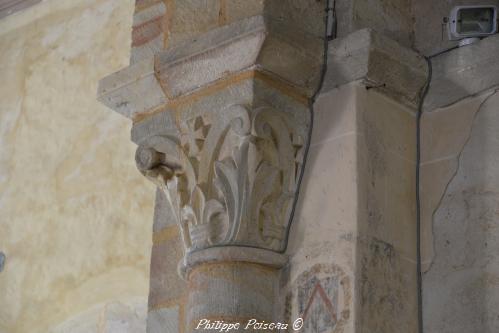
left=425, top=88, right=499, bottom=273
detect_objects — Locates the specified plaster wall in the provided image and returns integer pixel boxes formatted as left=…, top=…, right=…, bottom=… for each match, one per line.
left=422, top=89, right=499, bottom=332
left=0, top=0, right=155, bottom=332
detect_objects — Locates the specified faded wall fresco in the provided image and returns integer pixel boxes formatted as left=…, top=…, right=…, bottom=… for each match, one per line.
left=292, top=264, right=351, bottom=333
left=0, top=0, right=155, bottom=332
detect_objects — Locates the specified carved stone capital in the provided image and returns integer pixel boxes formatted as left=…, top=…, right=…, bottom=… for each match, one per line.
left=97, top=2, right=326, bottom=262
left=135, top=104, right=306, bottom=254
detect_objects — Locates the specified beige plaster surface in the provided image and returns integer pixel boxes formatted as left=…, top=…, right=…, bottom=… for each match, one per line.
left=0, top=0, right=155, bottom=332
left=423, top=89, right=499, bottom=333
left=420, top=90, right=497, bottom=272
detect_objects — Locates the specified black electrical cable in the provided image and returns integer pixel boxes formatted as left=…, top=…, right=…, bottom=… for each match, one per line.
left=416, top=56, right=432, bottom=333
left=417, top=43, right=464, bottom=333
left=280, top=0, right=334, bottom=253
left=428, top=45, right=459, bottom=58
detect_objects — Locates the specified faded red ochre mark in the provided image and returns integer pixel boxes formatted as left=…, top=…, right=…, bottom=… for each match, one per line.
left=132, top=15, right=163, bottom=47
left=302, top=282, right=338, bottom=323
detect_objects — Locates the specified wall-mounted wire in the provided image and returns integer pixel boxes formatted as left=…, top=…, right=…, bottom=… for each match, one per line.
left=417, top=44, right=464, bottom=333
left=416, top=56, right=432, bottom=333
left=280, top=0, right=335, bottom=253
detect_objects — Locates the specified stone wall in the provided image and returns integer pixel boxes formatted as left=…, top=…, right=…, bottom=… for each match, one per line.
left=0, top=0, right=155, bottom=332
left=335, top=0, right=414, bottom=48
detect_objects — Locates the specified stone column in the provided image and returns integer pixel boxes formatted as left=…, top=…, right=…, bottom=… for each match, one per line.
left=181, top=248, right=286, bottom=331
left=98, top=1, right=326, bottom=331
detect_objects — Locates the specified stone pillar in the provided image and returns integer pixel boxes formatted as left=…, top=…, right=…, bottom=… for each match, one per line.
left=282, top=28, right=428, bottom=333
left=98, top=1, right=326, bottom=331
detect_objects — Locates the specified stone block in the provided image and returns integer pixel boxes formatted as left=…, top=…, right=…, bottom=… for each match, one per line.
left=148, top=227, right=186, bottom=309
left=358, top=88, right=417, bottom=161
left=131, top=35, right=163, bottom=65
left=421, top=93, right=487, bottom=163
left=358, top=237, right=418, bottom=333
left=311, top=82, right=359, bottom=146
left=167, top=0, right=221, bottom=47
left=97, top=57, right=167, bottom=119
left=152, top=188, right=177, bottom=232
left=258, top=24, right=322, bottom=96
left=351, top=0, right=413, bottom=48
left=135, top=0, right=162, bottom=11
left=382, top=150, right=416, bottom=259
left=225, top=0, right=265, bottom=24
left=187, top=262, right=280, bottom=328
left=131, top=110, right=178, bottom=144
left=357, top=88, right=417, bottom=259
left=155, top=16, right=266, bottom=98
left=287, top=128, right=359, bottom=278
left=323, top=29, right=428, bottom=108
left=131, top=2, right=167, bottom=64
left=328, top=0, right=415, bottom=47
left=264, top=0, right=326, bottom=38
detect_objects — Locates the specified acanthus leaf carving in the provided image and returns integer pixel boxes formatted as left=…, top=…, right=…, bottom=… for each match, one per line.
left=136, top=105, right=306, bottom=253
